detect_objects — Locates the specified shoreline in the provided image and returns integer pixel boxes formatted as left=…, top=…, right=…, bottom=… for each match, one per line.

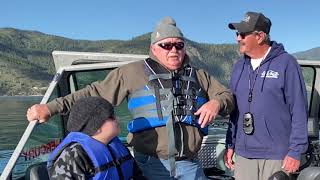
left=0, top=95, right=43, bottom=97
left=0, top=95, right=43, bottom=100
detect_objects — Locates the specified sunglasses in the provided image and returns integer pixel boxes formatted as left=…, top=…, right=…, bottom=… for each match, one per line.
left=236, top=31, right=255, bottom=39
left=157, top=42, right=185, bottom=50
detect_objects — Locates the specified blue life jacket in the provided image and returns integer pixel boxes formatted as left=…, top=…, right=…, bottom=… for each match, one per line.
left=127, top=60, right=209, bottom=135
left=47, top=132, right=134, bottom=180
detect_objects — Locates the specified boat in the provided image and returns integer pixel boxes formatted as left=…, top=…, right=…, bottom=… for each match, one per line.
left=0, top=51, right=319, bottom=180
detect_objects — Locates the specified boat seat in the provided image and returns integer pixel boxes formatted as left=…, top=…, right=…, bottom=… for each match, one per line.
left=25, top=162, right=49, bottom=180
left=297, top=167, right=320, bottom=180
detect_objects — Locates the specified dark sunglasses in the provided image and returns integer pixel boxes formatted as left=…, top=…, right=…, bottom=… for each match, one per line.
left=157, top=42, right=185, bottom=50
left=236, top=31, right=255, bottom=39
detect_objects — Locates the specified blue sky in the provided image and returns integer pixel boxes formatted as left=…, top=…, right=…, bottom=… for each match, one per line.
left=1, top=0, right=319, bottom=53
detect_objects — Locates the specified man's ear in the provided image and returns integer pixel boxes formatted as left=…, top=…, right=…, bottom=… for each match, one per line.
left=257, top=32, right=266, bottom=45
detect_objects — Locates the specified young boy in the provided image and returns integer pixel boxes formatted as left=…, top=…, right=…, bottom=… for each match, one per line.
left=47, top=97, right=143, bottom=180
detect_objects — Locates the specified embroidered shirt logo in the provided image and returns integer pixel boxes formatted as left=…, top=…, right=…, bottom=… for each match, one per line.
left=261, top=70, right=279, bottom=78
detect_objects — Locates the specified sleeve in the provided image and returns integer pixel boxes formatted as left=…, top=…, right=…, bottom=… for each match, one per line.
left=47, top=67, right=128, bottom=115
left=285, top=58, right=309, bottom=160
left=196, top=69, right=235, bottom=117
left=49, top=144, right=94, bottom=180
left=225, top=64, right=238, bottom=149
left=225, top=96, right=238, bottom=149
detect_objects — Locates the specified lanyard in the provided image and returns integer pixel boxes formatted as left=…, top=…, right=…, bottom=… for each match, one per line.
left=248, top=64, right=261, bottom=103
left=247, top=47, right=270, bottom=103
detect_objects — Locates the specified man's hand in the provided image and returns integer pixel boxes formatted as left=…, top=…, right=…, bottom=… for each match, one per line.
left=224, top=148, right=235, bottom=170
left=282, top=155, right=300, bottom=173
left=194, top=99, right=220, bottom=128
left=26, top=104, right=51, bottom=123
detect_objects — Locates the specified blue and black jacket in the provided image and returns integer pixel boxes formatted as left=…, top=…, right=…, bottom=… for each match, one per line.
left=48, top=132, right=134, bottom=180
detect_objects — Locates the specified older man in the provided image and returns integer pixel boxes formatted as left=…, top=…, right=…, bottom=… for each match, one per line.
left=27, top=17, right=234, bottom=180
left=224, top=12, right=308, bottom=180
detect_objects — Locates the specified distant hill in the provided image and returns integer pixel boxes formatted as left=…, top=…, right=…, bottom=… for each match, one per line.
left=293, top=47, right=320, bottom=60
left=2, top=28, right=319, bottom=96
left=0, top=28, right=239, bottom=96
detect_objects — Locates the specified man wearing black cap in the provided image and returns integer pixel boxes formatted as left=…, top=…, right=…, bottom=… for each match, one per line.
left=224, top=11, right=308, bottom=180
left=47, top=97, right=143, bottom=180
left=27, top=17, right=234, bottom=179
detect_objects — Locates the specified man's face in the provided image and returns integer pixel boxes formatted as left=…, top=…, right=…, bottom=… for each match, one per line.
left=236, top=31, right=260, bottom=56
left=151, top=37, right=186, bottom=71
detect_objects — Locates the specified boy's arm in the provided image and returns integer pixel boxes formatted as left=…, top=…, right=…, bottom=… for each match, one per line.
left=49, top=144, right=94, bottom=180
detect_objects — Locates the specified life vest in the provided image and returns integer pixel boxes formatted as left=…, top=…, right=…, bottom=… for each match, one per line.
left=127, top=59, right=209, bottom=135
left=47, top=132, right=134, bottom=180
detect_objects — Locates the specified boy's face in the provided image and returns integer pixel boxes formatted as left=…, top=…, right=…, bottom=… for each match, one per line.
left=101, top=117, right=120, bottom=138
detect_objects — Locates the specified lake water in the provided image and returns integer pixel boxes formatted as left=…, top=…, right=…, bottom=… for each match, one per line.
left=0, top=96, right=132, bottom=150
left=0, top=96, right=133, bottom=177
left=0, top=96, right=43, bottom=150
left=0, top=96, right=42, bottom=178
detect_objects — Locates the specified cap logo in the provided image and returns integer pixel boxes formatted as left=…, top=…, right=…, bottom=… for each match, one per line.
left=243, top=15, right=250, bottom=22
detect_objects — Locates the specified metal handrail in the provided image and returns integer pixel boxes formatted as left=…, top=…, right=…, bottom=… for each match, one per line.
left=0, top=69, right=64, bottom=180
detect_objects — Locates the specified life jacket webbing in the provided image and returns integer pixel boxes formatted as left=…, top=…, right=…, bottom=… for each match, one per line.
left=130, top=98, right=172, bottom=112
left=166, top=115, right=176, bottom=177
left=128, top=88, right=170, bottom=98
left=149, top=73, right=197, bottom=84
left=130, top=97, right=173, bottom=119
left=154, top=86, right=163, bottom=121
left=94, top=154, right=132, bottom=174
left=149, top=73, right=172, bottom=81
left=179, top=76, right=197, bottom=83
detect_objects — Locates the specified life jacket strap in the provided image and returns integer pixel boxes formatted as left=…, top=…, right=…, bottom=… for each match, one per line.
left=179, top=76, right=196, bottom=83
left=94, top=154, right=132, bottom=174
left=154, top=86, right=163, bottom=121
left=166, top=115, right=176, bottom=177
left=149, top=73, right=172, bottom=81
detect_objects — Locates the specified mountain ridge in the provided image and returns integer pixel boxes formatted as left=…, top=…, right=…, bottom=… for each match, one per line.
left=0, top=28, right=318, bottom=95
left=293, top=47, right=320, bottom=60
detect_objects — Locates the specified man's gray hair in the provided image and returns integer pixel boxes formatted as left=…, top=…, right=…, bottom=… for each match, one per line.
left=263, top=33, right=271, bottom=45
left=255, top=31, right=271, bottom=45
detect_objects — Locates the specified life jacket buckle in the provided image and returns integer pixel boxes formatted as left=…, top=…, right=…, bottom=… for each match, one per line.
left=176, top=96, right=186, bottom=105
left=113, top=159, right=120, bottom=166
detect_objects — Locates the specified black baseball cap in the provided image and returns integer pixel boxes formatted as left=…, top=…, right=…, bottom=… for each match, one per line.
left=228, top=11, right=272, bottom=34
